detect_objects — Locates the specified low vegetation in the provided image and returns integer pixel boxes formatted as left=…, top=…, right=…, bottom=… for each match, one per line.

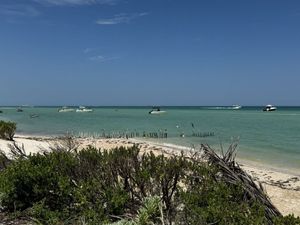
left=0, top=120, right=16, bottom=141
left=0, top=138, right=299, bottom=225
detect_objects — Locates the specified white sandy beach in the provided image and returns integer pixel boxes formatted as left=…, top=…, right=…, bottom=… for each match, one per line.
left=0, top=135, right=299, bottom=217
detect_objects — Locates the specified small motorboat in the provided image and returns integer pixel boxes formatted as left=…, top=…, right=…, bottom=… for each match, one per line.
left=263, top=105, right=277, bottom=112
left=76, top=106, right=93, bottom=112
left=30, top=114, right=39, bottom=118
left=17, top=108, right=23, bottom=112
left=231, top=105, right=242, bottom=110
left=149, top=107, right=166, bottom=114
left=58, top=106, right=75, bottom=112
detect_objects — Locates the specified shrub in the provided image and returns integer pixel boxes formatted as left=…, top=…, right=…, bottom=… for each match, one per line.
left=0, top=150, right=10, bottom=171
left=0, top=121, right=16, bottom=141
left=274, top=214, right=300, bottom=225
left=0, top=151, right=78, bottom=212
left=0, top=145, right=300, bottom=224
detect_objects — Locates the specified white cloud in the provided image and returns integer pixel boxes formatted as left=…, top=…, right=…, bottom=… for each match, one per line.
left=33, top=0, right=118, bottom=6
left=89, top=55, right=119, bottom=62
left=0, top=4, right=40, bottom=17
left=96, top=12, right=149, bottom=25
left=83, top=48, right=96, bottom=54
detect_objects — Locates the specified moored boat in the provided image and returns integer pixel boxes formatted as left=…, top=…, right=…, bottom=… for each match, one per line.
left=30, top=114, right=39, bottom=118
left=76, top=106, right=93, bottom=112
left=149, top=107, right=166, bottom=114
left=263, top=105, right=277, bottom=112
left=231, top=105, right=242, bottom=110
left=58, top=106, right=75, bottom=112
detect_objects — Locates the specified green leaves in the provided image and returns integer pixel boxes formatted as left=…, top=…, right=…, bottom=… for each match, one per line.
left=0, top=120, right=16, bottom=141
left=0, top=145, right=299, bottom=224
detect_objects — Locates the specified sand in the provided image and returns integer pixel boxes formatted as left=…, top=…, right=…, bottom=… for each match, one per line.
left=0, top=135, right=299, bottom=217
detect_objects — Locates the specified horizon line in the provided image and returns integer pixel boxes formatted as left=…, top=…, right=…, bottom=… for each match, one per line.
left=1, top=105, right=300, bottom=107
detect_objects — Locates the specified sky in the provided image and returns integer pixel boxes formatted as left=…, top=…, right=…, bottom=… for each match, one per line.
left=0, top=0, right=300, bottom=106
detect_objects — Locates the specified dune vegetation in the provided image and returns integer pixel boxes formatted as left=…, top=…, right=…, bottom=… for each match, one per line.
left=0, top=122, right=299, bottom=224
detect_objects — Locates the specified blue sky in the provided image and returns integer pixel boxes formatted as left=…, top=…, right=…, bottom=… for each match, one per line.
left=0, top=0, right=299, bottom=106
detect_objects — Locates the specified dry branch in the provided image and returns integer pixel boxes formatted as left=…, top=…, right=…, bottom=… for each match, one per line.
left=201, top=143, right=281, bottom=224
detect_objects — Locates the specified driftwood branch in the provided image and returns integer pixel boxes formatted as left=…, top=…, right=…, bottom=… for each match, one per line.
left=8, top=141, right=28, bottom=159
left=49, top=134, right=79, bottom=153
left=201, top=143, right=281, bottom=224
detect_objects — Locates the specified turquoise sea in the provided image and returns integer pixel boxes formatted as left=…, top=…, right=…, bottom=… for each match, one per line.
left=0, top=106, right=299, bottom=173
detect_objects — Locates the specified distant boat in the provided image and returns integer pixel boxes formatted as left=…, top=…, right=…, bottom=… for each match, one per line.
left=149, top=107, right=166, bottom=114
left=58, top=106, right=75, bottom=112
left=30, top=114, right=39, bottom=118
left=231, top=105, right=242, bottom=110
left=263, top=105, right=277, bottom=112
left=0, top=110, right=3, bottom=113
left=17, top=108, right=23, bottom=112
left=76, top=106, right=93, bottom=113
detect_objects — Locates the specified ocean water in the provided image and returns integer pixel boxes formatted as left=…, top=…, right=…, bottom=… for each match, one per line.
left=0, top=106, right=299, bottom=173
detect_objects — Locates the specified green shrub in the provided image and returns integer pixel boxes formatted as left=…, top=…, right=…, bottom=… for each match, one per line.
left=0, top=145, right=299, bottom=224
left=0, top=151, right=78, bottom=212
left=0, top=120, right=16, bottom=141
left=0, top=150, right=10, bottom=171
left=274, top=214, right=300, bottom=225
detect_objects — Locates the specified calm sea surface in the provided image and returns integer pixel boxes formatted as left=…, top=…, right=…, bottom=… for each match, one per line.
left=0, top=106, right=299, bottom=173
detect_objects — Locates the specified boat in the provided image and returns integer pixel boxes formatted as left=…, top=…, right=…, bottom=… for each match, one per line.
left=0, top=110, right=2, bottom=113
left=17, top=108, right=23, bottom=112
left=58, top=106, right=75, bottom=112
left=76, top=106, right=93, bottom=112
left=30, top=114, right=39, bottom=118
left=149, top=107, right=166, bottom=114
left=231, top=105, right=242, bottom=110
left=263, top=105, right=277, bottom=112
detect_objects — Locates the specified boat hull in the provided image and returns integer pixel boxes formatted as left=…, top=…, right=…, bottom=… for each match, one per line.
left=263, top=105, right=277, bottom=111
left=76, top=109, right=93, bottom=112
left=232, top=105, right=242, bottom=110
left=58, top=109, right=74, bottom=112
left=263, top=108, right=277, bottom=112
left=149, top=111, right=166, bottom=114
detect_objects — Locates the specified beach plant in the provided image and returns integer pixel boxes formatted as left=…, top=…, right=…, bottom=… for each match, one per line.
left=0, top=151, right=78, bottom=212
left=273, top=214, right=300, bottom=225
left=49, top=133, right=80, bottom=153
left=107, top=196, right=162, bottom=225
left=201, top=143, right=281, bottom=222
left=0, top=120, right=16, bottom=141
left=0, top=150, right=11, bottom=171
left=0, top=144, right=299, bottom=224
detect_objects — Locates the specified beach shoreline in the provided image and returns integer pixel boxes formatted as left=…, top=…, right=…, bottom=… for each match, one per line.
left=0, top=134, right=299, bottom=216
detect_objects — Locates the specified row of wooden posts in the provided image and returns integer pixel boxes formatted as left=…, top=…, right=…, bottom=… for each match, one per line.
left=76, top=131, right=168, bottom=139
left=192, top=132, right=215, bottom=138
left=75, top=130, right=214, bottom=139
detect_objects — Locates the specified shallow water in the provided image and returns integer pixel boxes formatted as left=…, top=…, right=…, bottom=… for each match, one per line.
left=0, top=106, right=299, bottom=172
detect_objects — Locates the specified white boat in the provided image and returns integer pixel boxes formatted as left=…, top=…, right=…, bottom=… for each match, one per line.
left=263, top=105, right=277, bottom=112
left=30, top=114, right=39, bottom=118
left=76, top=106, right=93, bottom=112
left=58, top=106, right=75, bottom=112
left=231, top=105, right=242, bottom=110
left=149, top=107, right=166, bottom=114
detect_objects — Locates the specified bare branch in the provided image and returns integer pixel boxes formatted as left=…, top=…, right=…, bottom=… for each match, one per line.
left=201, top=143, right=281, bottom=224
